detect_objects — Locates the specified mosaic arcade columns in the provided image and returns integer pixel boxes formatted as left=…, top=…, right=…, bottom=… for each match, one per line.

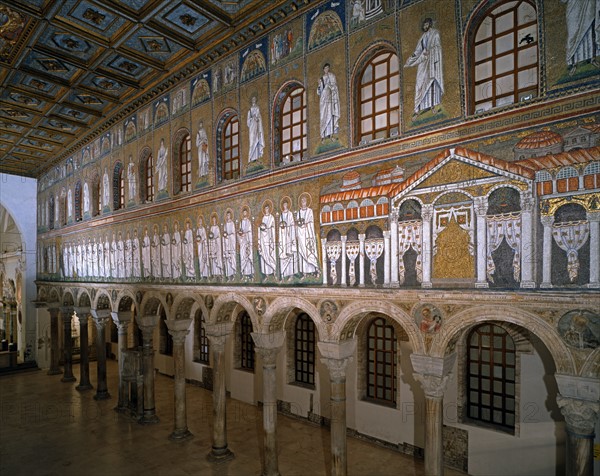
left=60, top=306, right=76, bottom=382
left=556, top=375, right=600, bottom=476
left=74, top=307, right=92, bottom=391
left=587, top=211, right=600, bottom=288
left=165, top=318, right=193, bottom=441
left=318, top=340, right=357, bottom=476
left=474, top=197, right=489, bottom=288
left=252, top=331, right=285, bottom=476
left=90, top=309, right=111, bottom=400
left=519, top=194, right=536, bottom=288
left=390, top=210, right=399, bottom=286
left=46, top=306, right=62, bottom=375
left=421, top=205, right=434, bottom=288
left=206, top=322, right=235, bottom=462
left=138, top=314, right=160, bottom=424
left=111, top=311, right=131, bottom=412
left=411, top=354, right=456, bottom=476
left=540, top=214, right=554, bottom=288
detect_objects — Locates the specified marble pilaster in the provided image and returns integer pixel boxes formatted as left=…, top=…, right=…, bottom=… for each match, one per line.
left=74, top=307, right=93, bottom=391
left=91, top=309, right=111, bottom=400
left=166, top=319, right=193, bottom=441
left=111, top=311, right=132, bottom=412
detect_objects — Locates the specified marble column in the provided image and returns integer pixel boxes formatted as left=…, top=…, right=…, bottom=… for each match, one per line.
left=166, top=318, right=193, bottom=441
left=206, top=323, right=235, bottom=462
left=111, top=311, right=132, bottom=413
left=74, top=307, right=93, bottom=391
left=61, top=306, right=76, bottom=382
left=540, top=214, right=554, bottom=288
left=340, top=236, right=347, bottom=286
left=586, top=211, right=600, bottom=288
left=556, top=375, right=600, bottom=476
left=383, top=230, right=391, bottom=286
left=138, top=314, right=160, bottom=424
left=519, top=193, right=536, bottom=288
left=358, top=234, right=366, bottom=287
left=474, top=196, right=489, bottom=288
left=421, top=204, right=434, bottom=288
left=318, top=340, right=357, bottom=476
left=47, top=306, right=62, bottom=375
left=91, top=309, right=111, bottom=400
left=390, top=210, right=399, bottom=286
left=321, top=238, right=328, bottom=285
left=252, top=331, right=285, bottom=476
left=411, top=354, right=456, bottom=476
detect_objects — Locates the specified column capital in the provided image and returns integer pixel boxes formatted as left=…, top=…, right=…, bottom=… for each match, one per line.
left=60, top=306, right=74, bottom=318
left=90, top=308, right=111, bottom=326
left=252, top=331, right=285, bottom=365
left=421, top=203, right=434, bottom=220
left=540, top=214, right=555, bottom=227
left=557, top=396, right=600, bottom=436
left=340, top=235, right=347, bottom=243
left=586, top=211, right=600, bottom=222
left=358, top=233, right=365, bottom=242
left=390, top=209, right=399, bottom=224
left=473, top=196, right=488, bottom=216
left=318, top=340, right=356, bottom=383
left=138, top=314, right=160, bottom=333
left=520, top=193, right=535, bottom=212
left=382, top=230, right=391, bottom=239
left=73, top=306, right=91, bottom=316
left=47, top=305, right=61, bottom=318
left=166, top=319, right=193, bottom=345
left=411, top=353, right=456, bottom=399
left=206, top=322, right=234, bottom=351
left=111, top=311, right=132, bottom=327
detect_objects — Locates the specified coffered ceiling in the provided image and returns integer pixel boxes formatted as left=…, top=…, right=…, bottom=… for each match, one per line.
left=0, top=0, right=303, bottom=178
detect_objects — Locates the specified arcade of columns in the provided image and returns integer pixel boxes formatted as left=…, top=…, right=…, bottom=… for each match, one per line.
left=35, top=282, right=599, bottom=476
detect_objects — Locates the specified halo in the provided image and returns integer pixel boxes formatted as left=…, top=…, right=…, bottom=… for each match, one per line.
left=280, top=195, right=292, bottom=211
left=262, top=199, right=274, bottom=214
left=298, top=192, right=312, bottom=208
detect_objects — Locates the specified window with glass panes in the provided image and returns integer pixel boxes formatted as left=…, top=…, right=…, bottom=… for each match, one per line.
left=281, top=87, right=307, bottom=163
left=146, top=155, right=154, bottom=202
left=367, top=317, right=397, bottom=404
left=222, top=116, right=240, bottom=180
left=240, top=312, right=254, bottom=370
left=119, top=169, right=125, bottom=209
left=180, top=134, right=192, bottom=192
left=357, top=51, right=400, bottom=144
left=467, top=324, right=516, bottom=430
left=295, top=313, right=315, bottom=385
left=197, top=312, right=210, bottom=364
left=471, top=1, right=538, bottom=113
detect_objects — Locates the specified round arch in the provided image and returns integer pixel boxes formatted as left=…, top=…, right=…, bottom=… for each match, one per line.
left=209, top=292, right=257, bottom=329
left=262, top=296, right=325, bottom=341
left=139, top=292, right=168, bottom=316
left=171, top=292, right=201, bottom=320
left=430, top=305, right=576, bottom=374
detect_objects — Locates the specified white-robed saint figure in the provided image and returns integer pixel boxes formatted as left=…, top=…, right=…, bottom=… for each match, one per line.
left=196, top=121, right=209, bottom=177
left=171, top=222, right=182, bottom=279
left=279, top=199, right=297, bottom=280
left=238, top=208, right=254, bottom=280
left=404, top=17, right=444, bottom=118
left=317, top=63, right=340, bottom=140
left=247, top=96, right=265, bottom=162
left=196, top=217, right=210, bottom=279
left=161, top=223, right=172, bottom=279
left=297, top=194, right=320, bottom=278
left=151, top=224, right=161, bottom=279
left=208, top=215, right=224, bottom=279
left=132, top=228, right=141, bottom=278
left=258, top=203, right=276, bottom=280
left=103, top=235, right=110, bottom=279
left=562, top=0, right=600, bottom=75
left=183, top=221, right=195, bottom=279
left=124, top=231, right=132, bottom=278
left=223, top=211, right=237, bottom=280
left=156, top=138, right=168, bottom=192
left=116, top=232, right=125, bottom=279
left=141, top=227, right=151, bottom=279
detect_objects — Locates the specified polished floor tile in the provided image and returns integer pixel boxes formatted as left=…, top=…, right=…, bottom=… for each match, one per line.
left=0, top=361, right=465, bottom=476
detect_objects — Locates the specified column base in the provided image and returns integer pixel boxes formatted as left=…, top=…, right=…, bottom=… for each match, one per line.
left=475, top=281, right=489, bottom=289
left=207, top=446, right=235, bottom=463
left=520, top=280, right=536, bottom=289
left=76, top=383, right=93, bottom=391
left=61, top=375, right=77, bottom=383
left=540, top=282, right=553, bottom=289
left=421, top=281, right=433, bottom=288
left=586, top=282, right=600, bottom=289
left=93, top=391, right=111, bottom=401
left=47, top=369, right=62, bottom=376
left=169, top=429, right=194, bottom=441
left=140, top=411, right=160, bottom=425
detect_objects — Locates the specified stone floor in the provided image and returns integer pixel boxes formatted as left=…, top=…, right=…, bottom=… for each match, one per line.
left=0, top=360, right=465, bottom=476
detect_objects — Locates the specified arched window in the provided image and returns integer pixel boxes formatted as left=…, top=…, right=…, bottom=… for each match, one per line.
left=239, top=312, right=254, bottom=371
left=470, top=1, right=538, bottom=113
left=274, top=83, right=307, bottom=165
left=467, top=324, right=516, bottom=431
left=194, top=310, right=210, bottom=364
left=295, top=313, right=315, bottom=386
left=173, top=130, right=192, bottom=194
left=217, top=112, right=240, bottom=181
left=74, top=181, right=82, bottom=221
left=356, top=50, right=400, bottom=144
left=366, top=317, right=396, bottom=404
left=112, top=163, right=124, bottom=210
left=139, top=148, right=153, bottom=203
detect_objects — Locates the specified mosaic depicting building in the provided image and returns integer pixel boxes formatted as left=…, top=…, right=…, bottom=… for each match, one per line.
left=0, top=0, right=599, bottom=475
